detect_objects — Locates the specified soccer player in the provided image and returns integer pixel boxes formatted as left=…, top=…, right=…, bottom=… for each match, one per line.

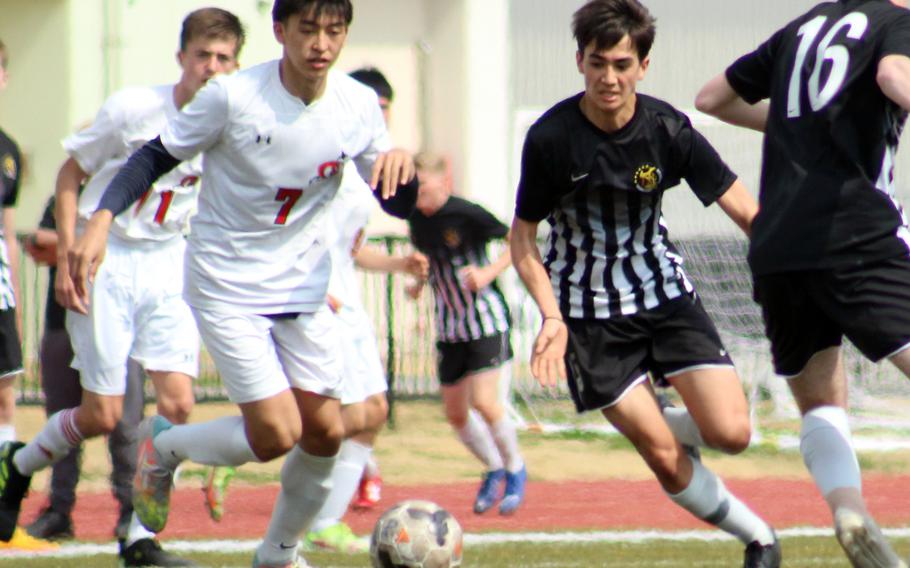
left=22, top=1, right=417, bottom=566
left=511, top=1, right=781, bottom=566
left=23, top=195, right=146, bottom=545
left=408, top=151, right=527, bottom=516
left=0, top=8, right=244, bottom=567
left=696, top=0, right=910, bottom=565
left=303, top=67, right=426, bottom=553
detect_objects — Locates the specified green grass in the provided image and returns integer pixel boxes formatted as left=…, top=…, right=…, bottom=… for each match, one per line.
left=3, top=536, right=908, bottom=567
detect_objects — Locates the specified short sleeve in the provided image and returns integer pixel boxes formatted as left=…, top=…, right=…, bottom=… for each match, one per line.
left=466, top=202, right=508, bottom=240
left=879, top=11, right=910, bottom=60
left=515, top=131, right=560, bottom=222
left=726, top=28, right=785, bottom=104
left=352, top=92, right=393, bottom=184
left=160, top=78, right=229, bottom=160
left=677, top=122, right=737, bottom=206
left=1, top=146, right=20, bottom=208
left=62, top=95, right=125, bottom=175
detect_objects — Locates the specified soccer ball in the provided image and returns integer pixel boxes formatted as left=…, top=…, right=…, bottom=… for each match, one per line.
left=369, top=500, right=463, bottom=568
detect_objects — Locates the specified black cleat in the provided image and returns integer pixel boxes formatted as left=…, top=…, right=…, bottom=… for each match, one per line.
left=26, top=507, right=74, bottom=541
left=743, top=531, right=782, bottom=568
left=119, top=538, right=198, bottom=567
left=655, top=392, right=702, bottom=461
left=0, top=442, right=32, bottom=542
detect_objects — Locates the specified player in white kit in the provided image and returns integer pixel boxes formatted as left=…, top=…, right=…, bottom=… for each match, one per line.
left=32, top=2, right=418, bottom=567
left=0, top=9, right=244, bottom=567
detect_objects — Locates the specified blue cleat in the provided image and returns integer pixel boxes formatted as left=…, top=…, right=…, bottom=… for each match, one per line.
left=499, top=466, right=527, bottom=516
left=473, top=469, right=505, bottom=514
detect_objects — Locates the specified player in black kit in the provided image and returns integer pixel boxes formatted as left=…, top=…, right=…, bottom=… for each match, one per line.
left=697, top=0, right=910, bottom=566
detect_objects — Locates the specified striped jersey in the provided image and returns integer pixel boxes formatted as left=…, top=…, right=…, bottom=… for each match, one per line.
left=409, top=197, right=511, bottom=342
left=726, top=0, right=910, bottom=276
left=0, top=128, right=20, bottom=310
left=515, top=93, right=737, bottom=320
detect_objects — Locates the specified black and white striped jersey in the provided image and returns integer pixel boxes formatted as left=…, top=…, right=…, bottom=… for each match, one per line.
left=727, top=0, right=910, bottom=276
left=515, top=93, right=737, bottom=320
left=0, top=129, right=21, bottom=311
left=409, top=197, right=511, bottom=342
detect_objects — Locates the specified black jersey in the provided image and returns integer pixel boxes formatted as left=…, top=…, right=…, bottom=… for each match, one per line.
left=409, top=197, right=512, bottom=342
left=515, top=93, right=737, bottom=320
left=726, top=0, right=910, bottom=276
left=0, top=128, right=20, bottom=310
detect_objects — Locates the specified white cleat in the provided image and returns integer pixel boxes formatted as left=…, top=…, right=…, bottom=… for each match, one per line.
left=834, top=508, right=908, bottom=568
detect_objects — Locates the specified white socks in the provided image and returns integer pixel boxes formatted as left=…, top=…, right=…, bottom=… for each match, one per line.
left=456, top=410, right=503, bottom=471
left=0, top=424, right=15, bottom=444
left=668, top=456, right=775, bottom=546
left=490, top=417, right=524, bottom=473
left=13, top=409, right=83, bottom=476
left=662, top=406, right=707, bottom=449
left=125, top=511, right=156, bottom=547
left=311, top=440, right=371, bottom=532
left=257, top=447, right=336, bottom=565
left=154, top=416, right=258, bottom=468
left=800, top=406, right=861, bottom=497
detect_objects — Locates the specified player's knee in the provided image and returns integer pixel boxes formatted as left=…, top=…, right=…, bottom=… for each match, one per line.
left=248, top=420, right=300, bottom=461
left=365, top=394, right=388, bottom=432
left=302, top=418, right=344, bottom=455
left=445, top=407, right=469, bottom=429
left=641, top=442, right=683, bottom=483
left=88, top=406, right=124, bottom=436
left=157, top=394, right=194, bottom=425
left=703, top=419, right=751, bottom=454
left=471, top=400, right=502, bottom=424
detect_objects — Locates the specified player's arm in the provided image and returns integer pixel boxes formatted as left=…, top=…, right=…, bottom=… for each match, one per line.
left=369, top=150, right=418, bottom=219
left=877, top=55, right=910, bottom=112
left=460, top=234, right=511, bottom=292
left=68, top=136, right=182, bottom=304
left=54, top=157, right=89, bottom=312
left=511, top=217, right=566, bottom=387
left=715, top=179, right=757, bottom=238
left=695, top=73, right=768, bottom=133
left=355, top=245, right=428, bottom=279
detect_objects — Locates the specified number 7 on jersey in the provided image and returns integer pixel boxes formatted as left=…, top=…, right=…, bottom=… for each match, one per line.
left=274, top=188, right=303, bottom=225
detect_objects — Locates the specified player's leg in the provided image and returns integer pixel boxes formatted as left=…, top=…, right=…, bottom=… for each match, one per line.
left=350, top=392, right=387, bottom=510
left=0, top=307, right=22, bottom=445
left=665, top=367, right=751, bottom=454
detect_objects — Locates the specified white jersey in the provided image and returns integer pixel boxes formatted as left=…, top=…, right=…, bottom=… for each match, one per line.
left=160, top=61, right=390, bottom=314
left=325, top=162, right=374, bottom=320
left=64, top=84, right=202, bottom=242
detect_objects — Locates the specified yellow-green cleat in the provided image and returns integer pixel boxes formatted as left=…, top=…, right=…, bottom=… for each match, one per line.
left=303, top=522, right=368, bottom=554
left=203, top=466, right=235, bottom=522
left=133, top=416, right=176, bottom=533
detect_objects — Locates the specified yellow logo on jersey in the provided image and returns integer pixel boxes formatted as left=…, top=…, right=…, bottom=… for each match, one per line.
left=633, top=164, right=661, bottom=192
left=443, top=228, right=461, bottom=248
left=2, top=154, right=15, bottom=180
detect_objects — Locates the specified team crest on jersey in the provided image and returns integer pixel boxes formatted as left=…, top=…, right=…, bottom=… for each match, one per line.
left=443, top=229, right=461, bottom=248
left=633, top=164, right=662, bottom=192
left=2, top=154, right=15, bottom=180
left=179, top=175, right=199, bottom=187
left=309, top=152, right=347, bottom=186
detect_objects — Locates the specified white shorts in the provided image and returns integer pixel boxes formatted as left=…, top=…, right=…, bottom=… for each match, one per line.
left=193, top=305, right=344, bottom=404
left=337, top=308, right=387, bottom=405
left=68, top=236, right=199, bottom=396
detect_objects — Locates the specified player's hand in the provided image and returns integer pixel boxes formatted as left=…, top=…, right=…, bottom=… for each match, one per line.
left=405, top=281, right=424, bottom=300
left=404, top=252, right=429, bottom=280
left=55, top=259, right=88, bottom=314
left=459, top=265, right=492, bottom=292
left=23, top=231, right=58, bottom=266
left=68, top=210, right=113, bottom=310
left=371, top=149, right=415, bottom=200
left=531, top=318, right=568, bottom=388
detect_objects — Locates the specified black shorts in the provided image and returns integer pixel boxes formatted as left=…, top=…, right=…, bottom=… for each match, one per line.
left=0, top=308, right=22, bottom=378
left=437, top=332, right=513, bottom=386
left=753, top=256, right=910, bottom=376
left=564, top=294, right=733, bottom=413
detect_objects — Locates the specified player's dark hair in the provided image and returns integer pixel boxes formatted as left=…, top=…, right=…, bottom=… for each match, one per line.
left=349, top=67, right=394, bottom=101
left=180, top=7, right=246, bottom=57
left=572, top=0, right=656, bottom=61
left=272, top=0, right=353, bottom=25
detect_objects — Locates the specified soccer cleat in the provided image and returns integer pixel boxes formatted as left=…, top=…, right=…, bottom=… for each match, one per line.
left=0, top=441, right=32, bottom=542
left=834, top=508, right=908, bottom=568
left=655, top=392, right=702, bottom=461
left=203, top=466, right=235, bottom=522
left=499, top=466, right=528, bottom=516
left=473, top=468, right=506, bottom=514
left=743, top=530, right=781, bottom=568
left=133, top=416, right=177, bottom=533
left=0, top=527, right=59, bottom=551
left=303, top=522, right=368, bottom=554
left=251, top=550, right=305, bottom=568
left=351, top=472, right=382, bottom=510
left=119, top=537, right=198, bottom=567
left=26, top=507, right=74, bottom=541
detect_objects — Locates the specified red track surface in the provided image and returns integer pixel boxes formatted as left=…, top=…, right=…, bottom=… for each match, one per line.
left=18, top=476, right=910, bottom=541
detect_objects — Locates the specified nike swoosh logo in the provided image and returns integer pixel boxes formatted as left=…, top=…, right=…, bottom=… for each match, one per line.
left=571, top=172, right=589, bottom=182
left=279, top=542, right=296, bottom=550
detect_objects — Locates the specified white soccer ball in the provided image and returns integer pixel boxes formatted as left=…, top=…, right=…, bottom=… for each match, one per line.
left=369, top=500, right=463, bottom=568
